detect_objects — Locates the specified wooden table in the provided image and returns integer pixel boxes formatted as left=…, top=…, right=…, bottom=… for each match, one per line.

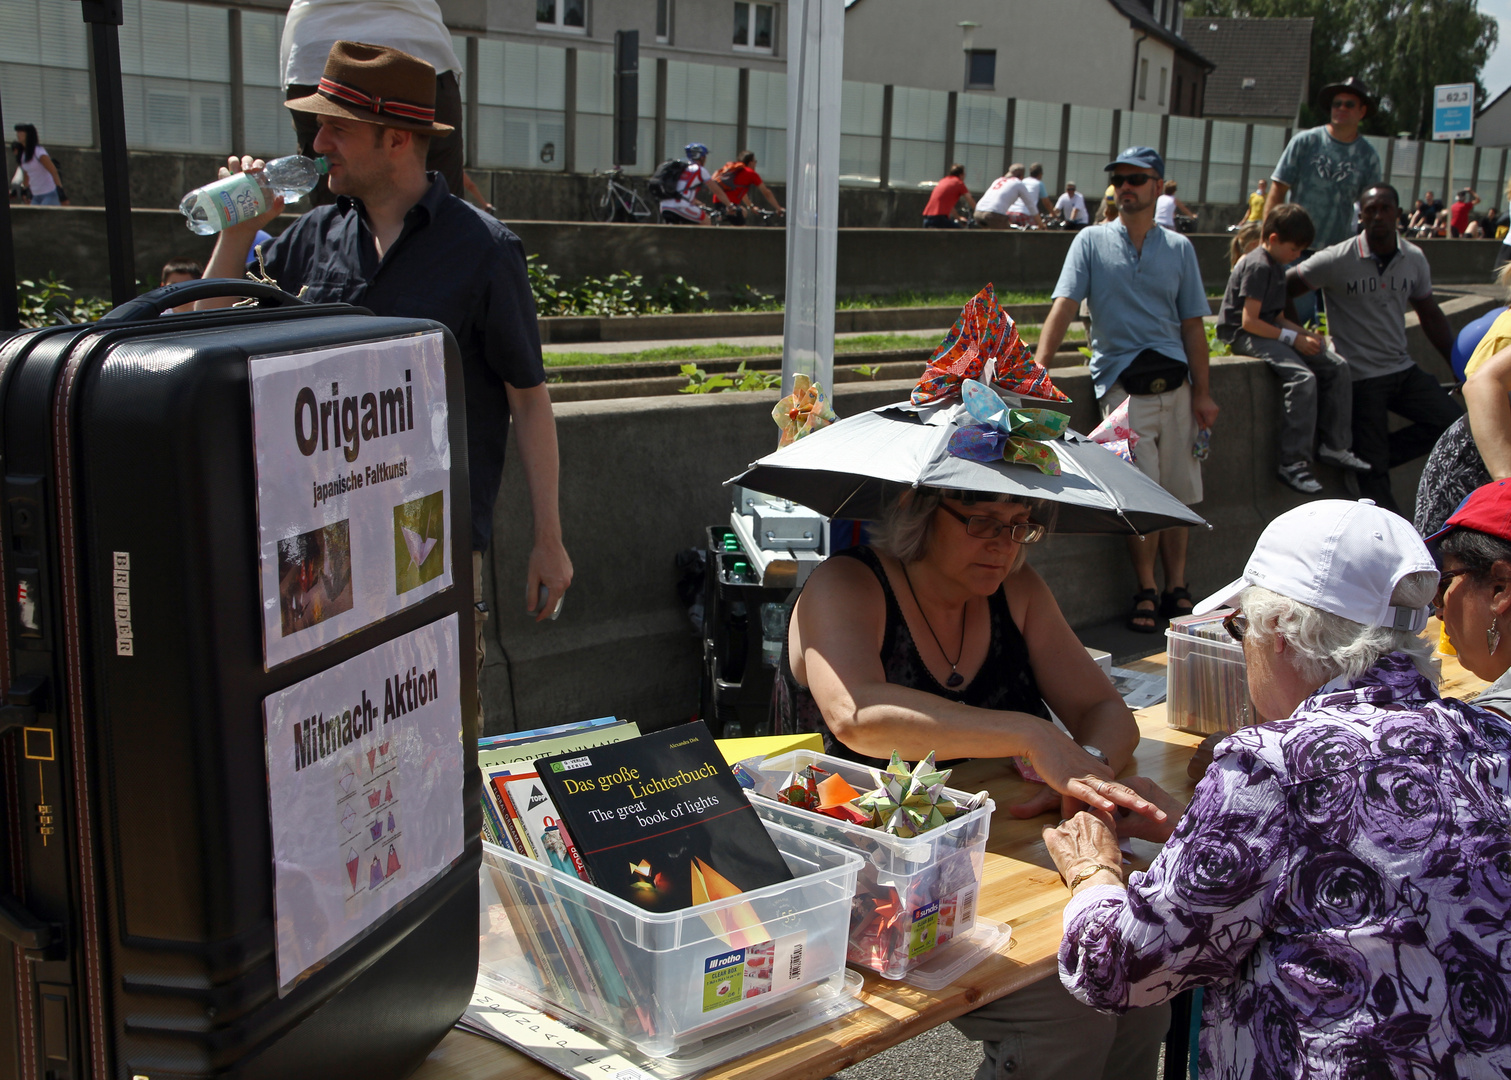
left=412, top=646, right=1488, bottom=1080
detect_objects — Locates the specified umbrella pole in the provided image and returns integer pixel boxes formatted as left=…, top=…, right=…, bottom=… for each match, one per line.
left=0, top=86, right=17, bottom=332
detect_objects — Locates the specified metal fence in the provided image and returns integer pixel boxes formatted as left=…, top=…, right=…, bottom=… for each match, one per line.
left=5, top=0, right=1508, bottom=205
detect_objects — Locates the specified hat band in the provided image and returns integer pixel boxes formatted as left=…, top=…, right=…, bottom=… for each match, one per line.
left=317, top=76, right=435, bottom=124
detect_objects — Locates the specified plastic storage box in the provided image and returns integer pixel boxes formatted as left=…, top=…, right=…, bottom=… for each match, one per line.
left=747, top=750, right=1002, bottom=985
left=478, top=819, right=862, bottom=1058
left=1165, top=612, right=1260, bottom=734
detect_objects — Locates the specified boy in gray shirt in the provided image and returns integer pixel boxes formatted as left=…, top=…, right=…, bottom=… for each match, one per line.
left=1289, top=184, right=1459, bottom=511
left=1218, top=204, right=1367, bottom=493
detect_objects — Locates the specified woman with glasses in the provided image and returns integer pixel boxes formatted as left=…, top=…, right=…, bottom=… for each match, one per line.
left=1042, top=499, right=1511, bottom=1079
left=775, top=483, right=1173, bottom=1079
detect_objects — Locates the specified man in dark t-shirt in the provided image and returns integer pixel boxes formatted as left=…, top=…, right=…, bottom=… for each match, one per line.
left=200, top=42, right=572, bottom=719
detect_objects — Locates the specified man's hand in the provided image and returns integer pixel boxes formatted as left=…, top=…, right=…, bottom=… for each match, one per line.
left=1192, top=390, right=1219, bottom=429
left=525, top=536, right=573, bottom=622
left=217, top=155, right=286, bottom=235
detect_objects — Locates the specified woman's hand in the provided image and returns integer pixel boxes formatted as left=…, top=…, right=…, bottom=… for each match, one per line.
left=1111, top=776, right=1185, bottom=843
left=1043, top=808, right=1122, bottom=887
left=1013, top=728, right=1169, bottom=826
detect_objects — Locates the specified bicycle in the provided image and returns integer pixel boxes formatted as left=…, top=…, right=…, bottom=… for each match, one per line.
left=591, top=167, right=653, bottom=223
left=707, top=203, right=785, bottom=227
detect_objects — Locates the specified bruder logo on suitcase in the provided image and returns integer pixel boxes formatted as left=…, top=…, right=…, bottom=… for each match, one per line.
left=250, top=333, right=453, bottom=670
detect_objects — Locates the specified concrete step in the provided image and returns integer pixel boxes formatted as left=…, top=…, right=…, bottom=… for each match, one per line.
left=545, top=347, right=1089, bottom=401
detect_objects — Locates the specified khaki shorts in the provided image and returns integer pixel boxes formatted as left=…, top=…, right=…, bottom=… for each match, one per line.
left=1100, top=380, right=1203, bottom=506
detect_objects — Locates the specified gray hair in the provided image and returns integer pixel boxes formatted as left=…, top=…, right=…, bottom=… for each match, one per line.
left=870, top=486, right=1057, bottom=569
left=1438, top=525, right=1511, bottom=575
left=1240, top=571, right=1438, bottom=685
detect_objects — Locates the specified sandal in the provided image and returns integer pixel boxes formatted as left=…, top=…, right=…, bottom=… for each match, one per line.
left=1127, top=588, right=1160, bottom=634
left=1161, top=585, right=1194, bottom=621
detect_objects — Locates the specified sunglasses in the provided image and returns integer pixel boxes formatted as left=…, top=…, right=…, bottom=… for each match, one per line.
left=1222, top=610, right=1249, bottom=643
left=937, top=502, right=1047, bottom=543
left=1109, top=173, right=1155, bottom=188
left=1331, top=98, right=1363, bottom=111
left=1435, top=567, right=1474, bottom=608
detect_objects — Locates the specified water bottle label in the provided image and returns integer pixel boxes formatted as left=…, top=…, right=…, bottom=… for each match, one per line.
left=211, top=174, right=268, bottom=229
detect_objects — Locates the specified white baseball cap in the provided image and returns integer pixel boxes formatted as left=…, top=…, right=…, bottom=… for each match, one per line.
left=1192, top=500, right=1435, bottom=631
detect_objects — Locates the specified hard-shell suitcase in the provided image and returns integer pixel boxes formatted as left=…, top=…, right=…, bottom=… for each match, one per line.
left=0, top=280, right=480, bottom=1079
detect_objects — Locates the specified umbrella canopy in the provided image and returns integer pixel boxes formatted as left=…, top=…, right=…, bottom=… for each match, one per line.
left=730, top=400, right=1209, bottom=536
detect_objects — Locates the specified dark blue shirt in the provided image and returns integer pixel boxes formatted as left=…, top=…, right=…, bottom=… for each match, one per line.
left=263, top=174, right=545, bottom=551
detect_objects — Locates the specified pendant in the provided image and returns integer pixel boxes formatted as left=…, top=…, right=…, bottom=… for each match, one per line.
left=946, top=671, right=965, bottom=688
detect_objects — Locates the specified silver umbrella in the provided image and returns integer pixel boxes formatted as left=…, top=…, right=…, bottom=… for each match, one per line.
left=730, top=400, right=1209, bottom=535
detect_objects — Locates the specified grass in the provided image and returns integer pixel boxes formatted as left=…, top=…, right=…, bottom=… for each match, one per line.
left=834, top=289, right=1056, bottom=310
left=542, top=327, right=1086, bottom=368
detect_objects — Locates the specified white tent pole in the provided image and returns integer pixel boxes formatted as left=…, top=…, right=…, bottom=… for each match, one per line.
left=781, top=0, right=843, bottom=400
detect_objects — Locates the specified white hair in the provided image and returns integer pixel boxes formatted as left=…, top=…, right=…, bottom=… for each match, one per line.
left=870, top=486, right=1056, bottom=569
left=1240, top=571, right=1438, bottom=685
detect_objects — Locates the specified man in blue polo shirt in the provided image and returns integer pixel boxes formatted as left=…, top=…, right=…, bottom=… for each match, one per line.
left=1034, top=147, right=1218, bottom=633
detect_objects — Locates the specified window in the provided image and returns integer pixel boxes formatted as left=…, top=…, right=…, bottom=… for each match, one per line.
left=1158, top=66, right=1167, bottom=106
left=733, top=2, right=775, bottom=52
left=1173, top=74, right=1183, bottom=114
left=537, top=0, right=585, bottom=32
left=1153, top=0, right=1164, bottom=25
left=965, top=49, right=995, bottom=90
left=656, top=0, right=671, bottom=42
left=1138, top=58, right=1148, bottom=100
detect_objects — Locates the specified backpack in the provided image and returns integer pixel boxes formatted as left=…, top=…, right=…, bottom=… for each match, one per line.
left=710, top=161, right=742, bottom=187
left=648, top=158, right=690, bottom=200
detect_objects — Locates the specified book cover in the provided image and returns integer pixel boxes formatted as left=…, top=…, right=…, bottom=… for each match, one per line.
left=478, top=715, right=620, bottom=751
left=486, top=768, right=539, bottom=860
left=533, top=721, right=794, bottom=918
left=502, top=772, right=592, bottom=882
left=479, top=721, right=640, bottom=772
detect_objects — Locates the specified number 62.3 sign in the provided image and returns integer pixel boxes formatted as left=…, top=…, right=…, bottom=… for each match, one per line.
left=1433, top=83, right=1475, bottom=141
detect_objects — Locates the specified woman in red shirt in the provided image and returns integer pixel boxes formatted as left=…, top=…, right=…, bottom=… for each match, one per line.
left=923, top=164, right=974, bottom=228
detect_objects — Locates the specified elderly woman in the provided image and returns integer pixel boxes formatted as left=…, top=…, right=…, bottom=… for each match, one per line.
left=776, top=484, right=1172, bottom=1080
left=1044, top=499, right=1511, bottom=1078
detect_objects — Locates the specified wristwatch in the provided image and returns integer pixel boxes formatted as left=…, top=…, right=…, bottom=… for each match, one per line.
left=1081, top=744, right=1109, bottom=766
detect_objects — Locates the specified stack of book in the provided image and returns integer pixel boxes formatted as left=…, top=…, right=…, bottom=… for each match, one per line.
left=476, top=719, right=860, bottom=1058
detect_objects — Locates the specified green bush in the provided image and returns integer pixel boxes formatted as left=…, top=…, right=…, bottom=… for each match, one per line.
left=19, top=275, right=112, bottom=327
left=527, top=255, right=709, bottom=317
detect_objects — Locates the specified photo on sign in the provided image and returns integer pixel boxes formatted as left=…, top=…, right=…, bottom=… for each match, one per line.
left=393, top=491, right=445, bottom=595
left=277, top=521, right=354, bottom=636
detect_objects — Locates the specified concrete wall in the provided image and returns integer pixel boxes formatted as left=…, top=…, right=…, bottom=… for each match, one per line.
left=11, top=207, right=1502, bottom=303
left=478, top=330, right=1480, bottom=734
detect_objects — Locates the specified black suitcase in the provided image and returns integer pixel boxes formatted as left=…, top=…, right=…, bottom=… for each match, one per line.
left=0, top=280, right=480, bottom=1079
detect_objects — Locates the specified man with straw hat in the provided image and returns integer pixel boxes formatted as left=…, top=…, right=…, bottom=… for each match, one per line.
left=198, top=41, right=573, bottom=719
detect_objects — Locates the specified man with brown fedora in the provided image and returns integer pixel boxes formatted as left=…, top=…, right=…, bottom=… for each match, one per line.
left=198, top=41, right=573, bottom=721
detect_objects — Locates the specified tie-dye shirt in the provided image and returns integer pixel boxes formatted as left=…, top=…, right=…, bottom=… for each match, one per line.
left=1060, top=653, right=1511, bottom=1079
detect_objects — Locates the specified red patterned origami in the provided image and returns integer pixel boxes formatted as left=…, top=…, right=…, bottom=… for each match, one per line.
left=912, top=283, right=1070, bottom=406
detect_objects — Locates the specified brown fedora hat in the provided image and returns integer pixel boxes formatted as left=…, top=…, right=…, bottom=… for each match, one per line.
left=287, top=41, right=453, bottom=135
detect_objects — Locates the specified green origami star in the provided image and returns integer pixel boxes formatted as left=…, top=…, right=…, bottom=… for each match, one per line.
left=854, top=751, right=962, bottom=838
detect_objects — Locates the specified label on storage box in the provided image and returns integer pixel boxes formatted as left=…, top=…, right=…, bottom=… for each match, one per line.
left=250, top=332, right=453, bottom=669
left=701, top=931, right=806, bottom=1012
left=907, top=884, right=978, bottom=958
left=263, top=615, right=465, bottom=994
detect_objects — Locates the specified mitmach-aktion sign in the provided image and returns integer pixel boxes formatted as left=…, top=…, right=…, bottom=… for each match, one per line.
left=249, top=333, right=453, bottom=669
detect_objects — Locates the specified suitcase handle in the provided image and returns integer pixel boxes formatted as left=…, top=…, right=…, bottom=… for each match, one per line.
left=98, top=278, right=308, bottom=323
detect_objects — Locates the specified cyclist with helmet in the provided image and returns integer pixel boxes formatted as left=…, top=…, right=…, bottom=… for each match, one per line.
left=660, top=142, right=735, bottom=225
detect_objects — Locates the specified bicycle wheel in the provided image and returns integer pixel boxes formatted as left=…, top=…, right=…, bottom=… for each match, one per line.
left=593, top=189, right=619, bottom=223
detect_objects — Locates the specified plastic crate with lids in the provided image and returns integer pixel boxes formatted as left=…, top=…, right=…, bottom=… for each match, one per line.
left=1165, top=611, right=1260, bottom=734
left=744, top=749, right=1006, bottom=985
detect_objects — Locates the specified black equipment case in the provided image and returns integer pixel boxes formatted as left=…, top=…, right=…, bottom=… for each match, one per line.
left=0, top=281, right=480, bottom=1079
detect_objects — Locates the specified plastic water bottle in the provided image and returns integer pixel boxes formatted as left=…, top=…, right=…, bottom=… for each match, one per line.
left=179, top=155, right=328, bottom=235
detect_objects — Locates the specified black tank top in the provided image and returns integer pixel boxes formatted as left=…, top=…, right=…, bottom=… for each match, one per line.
left=772, top=546, right=1052, bottom=768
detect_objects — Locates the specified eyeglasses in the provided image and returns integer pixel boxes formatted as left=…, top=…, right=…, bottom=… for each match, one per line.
left=937, top=502, right=1047, bottom=543
left=1331, top=98, right=1363, bottom=111
left=1435, top=567, right=1475, bottom=608
left=1109, top=173, right=1155, bottom=188
left=1222, top=610, right=1249, bottom=643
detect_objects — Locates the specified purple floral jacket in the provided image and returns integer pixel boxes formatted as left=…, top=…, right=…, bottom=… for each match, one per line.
left=1060, top=653, right=1511, bottom=1078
